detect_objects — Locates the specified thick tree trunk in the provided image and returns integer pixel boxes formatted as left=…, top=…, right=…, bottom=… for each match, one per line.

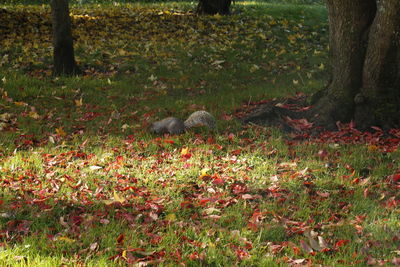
left=312, top=0, right=400, bottom=130
left=197, top=0, right=231, bottom=15
left=311, top=0, right=376, bottom=129
left=50, top=0, right=80, bottom=76
left=355, top=0, right=400, bottom=129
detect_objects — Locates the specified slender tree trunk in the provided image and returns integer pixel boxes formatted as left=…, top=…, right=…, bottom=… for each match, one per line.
left=50, top=0, right=80, bottom=76
left=312, top=0, right=400, bottom=130
left=197, top=0, right=231, bottom=15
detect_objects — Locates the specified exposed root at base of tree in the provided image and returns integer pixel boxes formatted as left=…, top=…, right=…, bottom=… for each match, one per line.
left=241, top=93, right=400, bottom=137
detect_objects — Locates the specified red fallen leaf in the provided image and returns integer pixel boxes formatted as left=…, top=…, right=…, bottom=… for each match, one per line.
left=269, top=244, right=284, bottom=254
left=248, top=211, right=264, bottom=229
left=181, top=152, right=192, bottom=160
left=222, top=114, right=233, bottom=121
left=231, top=149, right=241, bottom=155
left=148, top=234, right=162, bottom=245
left=212, top=178, right=225, bottom=186
left=386, top=196, right=398, bottom=208
left=0, top=200, right=3, bottom=205
left=235, top=249, right=250, bottom=260
left=188, top=252, right=200, bottom=260
left=293, top=246, right=301, bottom=255
left=244, top=241, right=253, bottom=250
left=116, top=233, right=125, bottom=245
left=342, top=170, right=356, bottom=179
left=207, top=137, right=215, bottom=144
left=116, top=155, right=124, bottom=165
left=230, top=182, right=248, bottom=194
left=392, top=173, right=400, bottom=183
left=172, top=249, right=182, bottom=261
left=78, top=112, right=102, bottom=121
left=370, top=126, right=383, bottom=132
left=180, top=201, right=194, bottom=209
left=242, top=194, right=257, bottom=200
left=228, top=133, right=235, bottom=142
left=316, top=191, right=330, bottom=198
left=214, top=144, right=223, bottom=150
left=317, top=149, right=328, bottom=159
left=392, top=257, right=400, bottom=265
left=364, top=188, right=369, bottom=198
left=334, top=239, right=349, bottom=248
left=354, top=224, right=363, bottom=234
left=163, top=139, right=175, bottom=144
left=71, top=215, right=83, bottom=226
left=284, top=116, right=313, bottom=131
left=149, top=212, right=158, bottom=221
left=7, top=220, right=31, bottom=234
left=366, top=255, right=377, bottom=265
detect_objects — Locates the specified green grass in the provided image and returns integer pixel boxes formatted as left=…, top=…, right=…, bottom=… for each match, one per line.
left=1, top=1, right=399, bottom=266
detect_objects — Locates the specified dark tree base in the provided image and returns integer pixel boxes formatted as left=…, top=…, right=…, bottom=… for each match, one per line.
left=196, top=0, right=231, bottom=15
left=242, top=94, right=316, bottom=133
left=242, top=93, right=400, bottom=134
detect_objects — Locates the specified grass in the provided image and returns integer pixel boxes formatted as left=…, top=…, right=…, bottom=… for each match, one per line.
left=1, top=1, right=399, bottom=266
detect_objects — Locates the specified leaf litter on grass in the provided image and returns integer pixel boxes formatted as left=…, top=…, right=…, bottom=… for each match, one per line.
left=0, top=2, right=399, bottom=266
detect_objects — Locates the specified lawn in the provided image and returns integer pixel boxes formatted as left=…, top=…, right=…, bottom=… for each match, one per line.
left=0, top=1, right=399, bottom=266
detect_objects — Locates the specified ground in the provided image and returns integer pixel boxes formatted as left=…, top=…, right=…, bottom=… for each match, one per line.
left=0, top=1, right=399, bottom=266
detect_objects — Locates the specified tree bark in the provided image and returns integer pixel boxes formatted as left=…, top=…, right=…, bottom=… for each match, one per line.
left=50, top=0, right=80, bottom=76
left=355, top=0, right=400, bottom=129
left=197, top=0, right=231, bottom=15
left=312, top=0, right=400, bottom=130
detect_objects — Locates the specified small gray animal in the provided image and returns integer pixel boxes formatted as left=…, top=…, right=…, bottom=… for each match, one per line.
left=150, top=110, right=216, bottom=135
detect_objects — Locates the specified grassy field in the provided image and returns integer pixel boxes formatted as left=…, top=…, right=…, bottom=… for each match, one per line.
left=0, top=1, right=399, bottom=266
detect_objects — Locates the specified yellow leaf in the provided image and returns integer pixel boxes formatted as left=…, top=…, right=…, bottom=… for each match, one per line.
left=259, top=33, right=267, bottom=40
left=75, top=98, right=83, bottom=107
left=113, top=191, right=126, bottom=203
left=293, top=79, right=299, bottom=85
left=250, top=64, right=260, bottom=73
left=181, top=147, right=189, bottom=155
left=14, top=101, right=28, bottom=106
left=165, top=213, right=176, bottom=221
left=57, top=236, right=75, bottom=243
left=55, top=127, right=66, bottom=137
left=118, top=49, right=127, bottom=56
left=213, top=13, right=222, bottom=19
left=103, top=200, right=114, bottom=205
left=318, top=63, right=325, bottom=70
left=199, top=168, right=211, bottom=180
left=29, top=111, right=40, bottom=119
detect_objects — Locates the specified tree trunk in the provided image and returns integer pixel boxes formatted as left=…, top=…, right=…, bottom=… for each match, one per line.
left=312, top=0, right=400, bottom=130
left=355, top=0, right=400, bottom=129
left=197, top=0, right=231, bottom=15
left=50, top=0, right=80, bottom=76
